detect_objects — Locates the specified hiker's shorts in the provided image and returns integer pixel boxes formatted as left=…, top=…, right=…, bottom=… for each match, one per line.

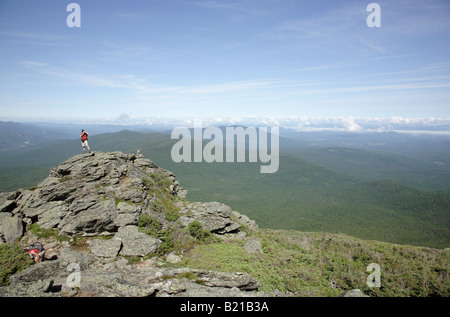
left=81, top=140, right=89, bottom=148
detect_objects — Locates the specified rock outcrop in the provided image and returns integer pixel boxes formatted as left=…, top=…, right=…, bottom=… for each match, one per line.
left=3, top=151, right=180, bottom=238
left=0, top=151, right=263, bottom=297
left=0, top=253, right=264, bottom=297
left=0, top=151, right=247, bottom=242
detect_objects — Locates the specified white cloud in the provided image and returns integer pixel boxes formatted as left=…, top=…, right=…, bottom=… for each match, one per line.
left=342, top=117, right=363, bottom=132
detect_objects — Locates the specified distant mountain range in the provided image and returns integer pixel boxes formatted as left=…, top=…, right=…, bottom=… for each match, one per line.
left=0, top=121, right=449, bottom=248
left=0, top=121, right=70, bottom=150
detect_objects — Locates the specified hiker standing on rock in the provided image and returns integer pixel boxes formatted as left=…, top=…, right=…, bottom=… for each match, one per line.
left=80, top=129, right=91, bottom=153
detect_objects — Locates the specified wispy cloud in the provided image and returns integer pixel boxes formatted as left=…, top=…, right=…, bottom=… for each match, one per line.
left=380, top=0, right=450, bottom=36
left=0, top=30, right=66, bottom=48
left=259, top=0, right=450, bottom=58
left=113, top=13, right=150, bottom=21
left=195, top=0, right=270, bottom=17
left=96, top=41, right=155, bottom=63
left=292, top=62, right=355, bottom=73
left=292, top=82, right=450, bottom=96
left=263, top=3, right=364, bottom=40
left=0, top=31, right=62, bottom=41
left=364, top=63, right=450, bottom=79
left=20, top=57, right=450, bottom=115
left=21, top=61, right=49, bottom=67
left=257, top=2, right=389, bottom=57
left=20, top=61, right=127, bottom=88
left=20, top=60, right=306, bottom=98
left=129, top=78, right=318, bottom=107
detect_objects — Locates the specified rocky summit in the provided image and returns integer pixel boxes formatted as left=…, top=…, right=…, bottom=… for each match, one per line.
left=0, top=151, right=263, bottom=297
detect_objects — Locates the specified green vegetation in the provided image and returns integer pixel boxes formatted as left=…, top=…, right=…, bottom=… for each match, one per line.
left=137, top=206, right=180, bottom=255
left=137, top=168, right=215, bottom=254
left=136, top=165, right=189, bottom=255
left=175, top=155, right=450, bottom=248
left=1, top=130, right=449, bottom=248
left=137, top=214, right=163, bottom=236
left=137, top=216, right=215, bottom=255
left=283, top=146, right=450, bottom=193
left=188, top=220, right=212, bottom=242
left=143, top=170, right=181, bottom=222
left=27, top=223, right=70, bottom=242
left=0, top=244, right=33, bottom=286
left=180, top=229, right=450, bottom=297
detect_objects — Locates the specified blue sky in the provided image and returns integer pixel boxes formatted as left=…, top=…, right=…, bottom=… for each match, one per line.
left=0, top=0, right=449, bottom=124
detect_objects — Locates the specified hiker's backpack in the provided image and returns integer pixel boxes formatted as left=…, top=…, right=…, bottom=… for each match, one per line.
left=28, top=242, right=44, bottom=253
left=81, top=132, right=88, bottom=141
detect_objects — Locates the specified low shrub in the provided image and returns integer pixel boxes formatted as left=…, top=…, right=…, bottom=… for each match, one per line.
left=188, top=220, right=211, bottom=242
left=0, top=244, right=33, bottom=286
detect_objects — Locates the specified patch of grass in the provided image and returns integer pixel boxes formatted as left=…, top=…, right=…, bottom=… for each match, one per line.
left=179, top=271, right=198, bottom=280
left=58, top=175, right=71, bottom=182
left=125, top=255, right=143, bottom=265
left=0, top=244, right=33, bottom=286
left=27, top=223, right=70, bottom=242
left=180, top=229, right=450, bottom=297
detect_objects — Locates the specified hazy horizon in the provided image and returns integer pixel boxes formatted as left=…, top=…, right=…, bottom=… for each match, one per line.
left=2, top=115, right=450, bottom=137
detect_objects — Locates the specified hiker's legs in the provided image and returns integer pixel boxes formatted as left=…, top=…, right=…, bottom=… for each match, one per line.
left=81, top=141, right=90, bottom=152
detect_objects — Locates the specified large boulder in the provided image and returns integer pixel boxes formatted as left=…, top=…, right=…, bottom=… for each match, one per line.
left=178, top=202, right=241, bottom=234
left=89, top=238, right=122, bottom=258
left=0, top=192, right=18, bottom=213
left=58, top=197, right=118, bottom=236
left=0, top=151, right=183, bottom=238
left=232, top=211, right=259, bottom=232
left=114, top=226, right=162, bottom=257
left=0, top=213, right=23, bottom=243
